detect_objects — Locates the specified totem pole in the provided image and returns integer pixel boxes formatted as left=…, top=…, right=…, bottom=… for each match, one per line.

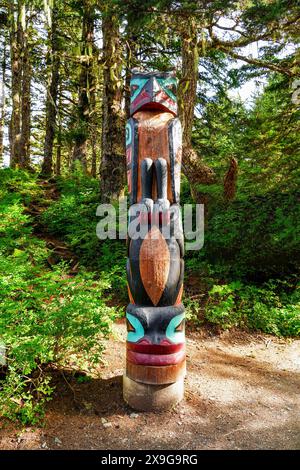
left=123, top=71, right=185, bottom=411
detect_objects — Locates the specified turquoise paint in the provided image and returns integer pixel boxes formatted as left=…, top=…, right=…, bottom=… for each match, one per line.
left=130, top=77, right=148, bottom=103
left=126, top=313, right=145, bottom=342
left=156, top=77, right=177, bottom=102
left=126, top=122, right=132, bottom=146
left=166, top=313, right=185, bottom=344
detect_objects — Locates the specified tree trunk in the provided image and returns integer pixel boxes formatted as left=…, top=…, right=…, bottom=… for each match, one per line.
left=91, top=130, right=97, bottom=177
left=56, top=124, right=62, bottom=176
left=90, top=76, right=97, bottom=178
left=224, top=157, right=238, bottom=202
left=9, top=0, right=24, bottom=167
left=0, top=35, right=7, bottom=165
left=100, top=8, right=125, bottom=202
left=72, top=0, right=95, bottom=171
left=20, top=14, right=31, bottom=168
left=124, top=21, right=138, bottom=119
left=178, top=18, right=215, bottom=191
left=90, top=42, right=99, bottom=178
left=42, top=1, right=60, bottom=176
left=55, top=78, right=62, bottom=176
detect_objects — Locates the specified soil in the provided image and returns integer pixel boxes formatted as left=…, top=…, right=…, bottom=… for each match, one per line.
left=1, top=323, right=299, bottom=450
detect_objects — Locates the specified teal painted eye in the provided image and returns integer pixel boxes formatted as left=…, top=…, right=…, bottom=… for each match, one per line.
left=166, top=313, right=185, bottom=344
left=157, top=77, right=177, bottom=101
left=130, top=77, right=148, bottom=102
left=126, top=313, right=145, bottom=343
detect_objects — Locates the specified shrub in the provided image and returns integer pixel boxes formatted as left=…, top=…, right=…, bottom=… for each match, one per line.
left=206, top=279, right=300, bottom=336
left=0, top=170, right=118, bottom=424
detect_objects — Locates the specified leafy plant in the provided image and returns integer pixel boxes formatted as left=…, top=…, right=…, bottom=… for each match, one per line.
left=0, top=170, right=118, bottom=424
left=206, top=280, right=300, bottom=336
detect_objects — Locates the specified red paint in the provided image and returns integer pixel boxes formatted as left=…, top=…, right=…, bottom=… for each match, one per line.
left=126, top=147, right=132, bottom=164
left=135, top=101, right=176, bottom=115
left=155, top=90, right=176, bottom=109
left=127, top=340, right=184, bottom=355
left=127, top=349, right=185, bottom=366
left=132, top=89, right=151, bottom=110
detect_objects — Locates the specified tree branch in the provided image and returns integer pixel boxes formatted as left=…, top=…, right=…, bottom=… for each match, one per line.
left=206, top=15, right=300, bottom=50
left=218, top=46, right=297, bottom=77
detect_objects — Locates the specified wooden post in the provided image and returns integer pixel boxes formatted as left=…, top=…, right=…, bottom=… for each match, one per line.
left=123, top=71, right=185, bottom=411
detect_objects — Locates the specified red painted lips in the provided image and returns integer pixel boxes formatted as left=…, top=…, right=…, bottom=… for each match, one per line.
left=127, top=340, right=185, bottom=366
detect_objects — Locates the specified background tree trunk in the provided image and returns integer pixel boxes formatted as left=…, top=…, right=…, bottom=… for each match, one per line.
left=99, top=8, right=125, bottom=202
left=72, top=0, right=95, bottom=171
left=0, top=35, right=7, bottom=165
left=178, top=17, right=215, bottom=192
left=9, top=0, right=24, bottom=167
left=55, top=77, right=62, bottom=176
left=90, top=75, right=98, bottom=178
left=20, top=13, right=31, bottom=168
left=124, top=19, right=138, bottom=119
left=42, top=1, right=60, bottom=176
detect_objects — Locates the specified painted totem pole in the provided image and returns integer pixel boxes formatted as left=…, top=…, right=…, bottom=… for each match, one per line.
left=123, top=71, right=185, bottom=411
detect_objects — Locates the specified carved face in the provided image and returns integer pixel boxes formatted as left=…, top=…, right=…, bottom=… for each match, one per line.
left=130, top=72, right=178, bottom=116
left=126, top=305, right=185, bottom=366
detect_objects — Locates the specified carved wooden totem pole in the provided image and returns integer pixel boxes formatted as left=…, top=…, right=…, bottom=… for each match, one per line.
left=123, top=71, right=185, bottom=410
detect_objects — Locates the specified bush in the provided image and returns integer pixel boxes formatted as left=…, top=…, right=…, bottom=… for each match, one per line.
left=206, top=279, right=300, bottom=336
left=41, top=173, right=127, bottom=297
left=202, top=192, right=300, bottom=280
left=0, top=169, right=118, bottom=424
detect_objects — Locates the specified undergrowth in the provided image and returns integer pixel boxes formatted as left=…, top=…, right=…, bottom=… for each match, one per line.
left=0, top=169, right=118, bottom=424
left=0, top=168, right=299, bottom=424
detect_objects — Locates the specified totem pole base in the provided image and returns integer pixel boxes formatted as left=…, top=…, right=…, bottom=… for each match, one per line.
left=123, top=375, right=184, bottom=412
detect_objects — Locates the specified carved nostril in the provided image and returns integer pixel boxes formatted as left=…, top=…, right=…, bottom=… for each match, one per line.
left=152, top=335, right=163, bottom=345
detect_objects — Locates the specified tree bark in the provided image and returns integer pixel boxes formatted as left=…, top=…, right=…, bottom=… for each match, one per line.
left=90, top=72, right=98, bottom=177
left=100, top=8, right=125, bottom=202
left=91, top=129, right=97, bottom=177
left=20, top=13, right=31, bottom=168
left=56, top=123, right=62, bottom=176
left=178, top=17, right=215, bottom=191
left=72, top=0, right=95, bottom=171
left=55, top=77, right=62, bottom=176
left=9, top=0, right=23, bottom=167
left=0, top=35, right=7, bottom=165
left=42, top=1, right=60, bottom=176
left=124, top=21, right=138, bottom=119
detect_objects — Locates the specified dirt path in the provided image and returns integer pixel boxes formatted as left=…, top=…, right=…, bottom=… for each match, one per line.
left=1, top=323, right=299, bottom=450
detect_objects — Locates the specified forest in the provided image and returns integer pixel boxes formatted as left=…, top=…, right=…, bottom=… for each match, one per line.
left=0, top=0, right=299, bottom=451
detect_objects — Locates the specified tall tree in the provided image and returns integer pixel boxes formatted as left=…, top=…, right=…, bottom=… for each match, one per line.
left=20, top=4, right=31, bottom=167
left=9, top=0, right=24, bottom=167
left=42, top=0, right=60, bottom=176
left=0, top=33, right=7, bottom=164
left=55, top=75, right=62, bottom=175
left=99, top=3, right=125, bottom=202
left=72, top=0, right=95, bottom=171
left=177, top=14, right=215, bottom=194
left=90, top=76, right=98, bottom=177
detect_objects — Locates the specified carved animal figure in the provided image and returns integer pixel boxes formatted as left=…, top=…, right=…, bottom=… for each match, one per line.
left=124, top=71, right=185, bottom=397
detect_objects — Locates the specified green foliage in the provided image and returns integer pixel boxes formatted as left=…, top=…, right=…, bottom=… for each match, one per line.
left=0, top=170, right=118, bottom=424
left=41, top=172, right=127, bottom=297
left=203, top=192, right=300, bottom=280
left=206, top=279, right=300, bottom=336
